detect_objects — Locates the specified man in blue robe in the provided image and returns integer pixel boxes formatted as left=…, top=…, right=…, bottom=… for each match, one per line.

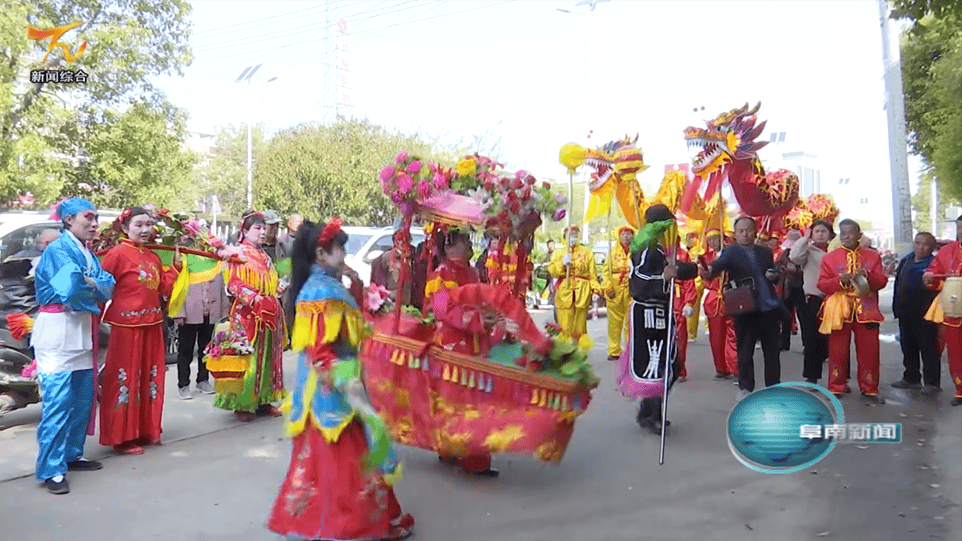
left=32, top=198, right=114, bottom=494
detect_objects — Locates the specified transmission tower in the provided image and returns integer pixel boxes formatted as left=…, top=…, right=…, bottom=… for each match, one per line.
left=320, top=2, right=351, bottom=123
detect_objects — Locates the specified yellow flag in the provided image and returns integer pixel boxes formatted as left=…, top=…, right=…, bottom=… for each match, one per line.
left=167, top=264, right=190, bottom=316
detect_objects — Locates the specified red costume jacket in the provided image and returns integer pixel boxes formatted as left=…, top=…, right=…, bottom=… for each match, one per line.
left=926, top=241, right=962, bottom=327
left=673, top=248, right=697, bottom=315
left=817, top=246, right=887, bottom=330
left=701, top=248, right=726, bottom=318
left=425, top=259, right=489, bottom=354
left=101, top=239, right=180, bottom=327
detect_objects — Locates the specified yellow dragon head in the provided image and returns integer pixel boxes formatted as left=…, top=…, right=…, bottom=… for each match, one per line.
left=684, top=102, right=770, bottom=176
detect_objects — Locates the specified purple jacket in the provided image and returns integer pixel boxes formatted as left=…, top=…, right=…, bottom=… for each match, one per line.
left=173, top=272, right=229, bottom=324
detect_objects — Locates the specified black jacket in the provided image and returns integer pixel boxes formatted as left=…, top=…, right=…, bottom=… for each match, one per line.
left=708, top=244, right=784, bottom=314
left=629, top=247, right=697, bottom=303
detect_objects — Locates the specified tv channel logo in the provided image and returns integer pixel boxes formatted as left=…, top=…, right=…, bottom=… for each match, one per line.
left=27, top=22, right=87, bottom=63
left=726, top=382, right=901, bottom=474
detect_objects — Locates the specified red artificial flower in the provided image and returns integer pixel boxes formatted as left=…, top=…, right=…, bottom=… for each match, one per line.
left=510, top=178, right=524, bottom=190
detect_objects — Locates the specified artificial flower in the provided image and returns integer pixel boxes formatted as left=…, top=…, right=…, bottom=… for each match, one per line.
left=395, top=150, right=409, bottom=163
left=380, top=166, right=395, bottom=182
left=406, top=160, right=422, bottom=174
left=457, top=158, right=477, bottom=177
left=398, top=175, right=413, bottom=193
left=553, top=208, right=567, bottom=221
left=417, top=180, right=431, bottom=199
left=433, top=172, right=447, bottom=190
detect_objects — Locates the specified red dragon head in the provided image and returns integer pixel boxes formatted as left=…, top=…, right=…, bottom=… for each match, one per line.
left=684, top=102, right=770, bottom=176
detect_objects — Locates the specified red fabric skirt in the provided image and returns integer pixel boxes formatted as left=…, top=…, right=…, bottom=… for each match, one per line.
left=100, top=324, right=166, bottom=446
left=268, top=420, right=403, bottom=540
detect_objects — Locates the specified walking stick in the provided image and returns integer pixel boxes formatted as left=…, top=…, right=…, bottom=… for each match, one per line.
left=659, top=231, right=678, bottom=466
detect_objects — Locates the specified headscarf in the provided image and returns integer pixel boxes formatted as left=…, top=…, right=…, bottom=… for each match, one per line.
left=55, top=198, right=96, bottom=221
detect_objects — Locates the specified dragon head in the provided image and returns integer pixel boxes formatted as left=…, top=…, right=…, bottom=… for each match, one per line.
left=584, top=135, right=647, bottom=191
left=684, top=102, right=769, bottom=176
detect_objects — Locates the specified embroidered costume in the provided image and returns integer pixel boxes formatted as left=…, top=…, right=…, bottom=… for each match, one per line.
left=548, top=238, right=601, bottom=339
left=99, top=239, right=180, bottom=447
left=214, top=241, right=287, bottom=412
left=673, top=248, right=697, bottom=379
left=601, top=227, right=633, bottom=358
left=924, top=240, right=962, bottom=401
left=32, top=200, right=115, bottom=483
left=268, top=265, right=411, bottom=540
left=817, top=245, right=887, bottom=396
left=701, top=243, right=738, bottom=378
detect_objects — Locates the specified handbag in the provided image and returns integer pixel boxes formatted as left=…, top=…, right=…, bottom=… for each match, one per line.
left=723, top=277, right=757, bottom=317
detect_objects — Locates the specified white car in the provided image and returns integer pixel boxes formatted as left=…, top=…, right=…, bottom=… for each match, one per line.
left=342, top=226, right=426, bottom=286
left=0, top=210, right=122, bottom=262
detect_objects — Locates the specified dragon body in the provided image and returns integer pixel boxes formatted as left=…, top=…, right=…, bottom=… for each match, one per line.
left=682, top=102, right=798, bottom=219
left=581, top=136, right=649, bottom=228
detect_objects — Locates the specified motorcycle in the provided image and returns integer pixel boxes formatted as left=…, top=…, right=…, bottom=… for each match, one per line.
left=0, top=257, right=109, bottom=414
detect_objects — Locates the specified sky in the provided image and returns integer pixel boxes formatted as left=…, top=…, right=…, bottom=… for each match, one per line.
left=154, top=0, right=927, bottom=234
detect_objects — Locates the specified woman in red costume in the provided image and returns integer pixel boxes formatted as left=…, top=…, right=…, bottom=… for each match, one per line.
left=923, top=215, right=962, bottom=406
left=100, top=207, right=181, bottom=455
left=701, top=229, right=738, bottom=379
left=424, top=229, right=500, bottom=477
left=215, top=212, right=287, bottom=421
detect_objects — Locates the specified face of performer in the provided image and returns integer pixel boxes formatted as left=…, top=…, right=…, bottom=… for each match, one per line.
left=839, top=223, right=861, bottom=250
left=811, top=224, right=832, bottom=247
left=707, top=234, right=721, bottom=252
left=956, top=217, right=962, bottom=242
left=446, top=236, right=473, bottom=263
left=316, top=242, right=346, bottom=269
left=620, top=229, right=633, bottom=246
left=914, top=233, right=936, bottom=261
left=734, top=218, right=757, bottom=247
left=66, top=210, right=99, bottom=242
left=123, top=213, right=156, bottom=244
left=244, top=223, right=266, bottom=245
left=567, top=232, right=579, bottom=247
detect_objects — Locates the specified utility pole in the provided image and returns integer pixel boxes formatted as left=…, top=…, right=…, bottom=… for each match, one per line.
left=931, top=177, right=938, bottom=236
left=878, top=0, right=913, bottom=253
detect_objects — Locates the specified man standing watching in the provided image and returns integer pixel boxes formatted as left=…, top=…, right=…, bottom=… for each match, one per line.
left=173, top=272, right=229, bottom=399
left=701, top=216, right=784, bottom=401
left=790, top=220, right=835, bottom=384
left=923, top=215, right=962, bottom=406
left=817, top=219, right=888, bottom=403
left=261, top=210, right=282, bottom=261
left=892, top=232, right=939, bottom=394
left=32, top=199, right=115, bottom=494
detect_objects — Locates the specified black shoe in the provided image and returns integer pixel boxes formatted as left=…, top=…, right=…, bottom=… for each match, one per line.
left=843, top=385, right=852, bottom=394
left=804, top=378, right=818, bottom=384
left=44, top=477, right=69, bottom=495
left=472, top=468, right=500, bottom=478
left=67, top=459, right=103, bottom=472
left=920, top=385, right=941, bottom=396
left=714, top=372, right=731, bottom=380
left=891, top=379, right=922, bottom=390
left=861, top=393, right=885, bottom=404
left=951, top=397, right=962, bottom=407
left=636, top=412, right=661, bottom=435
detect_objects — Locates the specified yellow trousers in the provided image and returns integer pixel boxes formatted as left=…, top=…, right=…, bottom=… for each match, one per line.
left=687, top=277, right=705, bottom=339
left=557, top=306, right=588, bottom=338
left=607, top=297, right=631, bottom=357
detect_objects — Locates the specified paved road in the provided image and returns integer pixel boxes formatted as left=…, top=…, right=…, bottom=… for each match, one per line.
left=0, top=285, right=959, bottom=541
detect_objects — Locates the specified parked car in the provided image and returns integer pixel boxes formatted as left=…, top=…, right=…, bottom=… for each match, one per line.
left=342, top=226, right=426, bottom=286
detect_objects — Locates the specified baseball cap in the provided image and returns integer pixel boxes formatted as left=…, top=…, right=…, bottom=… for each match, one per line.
left=263, top=210, right=281, bottom=224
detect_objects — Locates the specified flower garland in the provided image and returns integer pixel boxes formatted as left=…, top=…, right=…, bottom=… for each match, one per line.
left=379, top=151, right=453, bottom=216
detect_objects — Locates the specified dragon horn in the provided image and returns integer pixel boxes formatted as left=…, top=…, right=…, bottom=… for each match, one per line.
left=633, top=132, right=639, bottom=144
left=748, top=101, right=761, bottom=116
left=746, top=120, right=767, bottom=142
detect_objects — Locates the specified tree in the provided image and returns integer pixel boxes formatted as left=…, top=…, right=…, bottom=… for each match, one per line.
left=68, top=101, right=197, bottom=210
left=0, top=0, right=192, bottom=206
left=253, top=118, right=459, bottom=225
left=896, top=4, right=962, bottom=202
left=194, top=123, right=269, bottom=222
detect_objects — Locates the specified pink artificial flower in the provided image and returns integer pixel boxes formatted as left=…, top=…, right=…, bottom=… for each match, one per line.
left=417, top=180, right=431, bottom=199
left=398, top=175, right=414, bottom=193
left=483, top=179, right=495, bottom=191
left=553, top=208, right=567, bottom=221
left=433, top=173, right=447, bottom=190
left=184, top=220, right=202, bottom=235
left=380, top=166, right=395, bottom=182
left=542, top=181, right=551, bottom=190
left=554, top=192, right=567, bottom=204
left=510, top=178, right=524, bottom=190
left=521, top=186, right=532, bottom=200
left=499, top=177, right=510, bottom=188
left=395, top=151, right=409, bottom=164
left=406, top=160, right=422, bottom=174
left=526, top=175, right=537, bottom=186
left=391, top=191, right=404, bottom=204
left=514, top=169, right=526, bottom=180
left=366, top=284, right=388, bottom=312
left=508, top=199, right=522, bottom=214
left=428, top=162, right=438, bottom=173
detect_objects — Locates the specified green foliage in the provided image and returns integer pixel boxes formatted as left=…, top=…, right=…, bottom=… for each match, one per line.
left=898, top=9, right=962, bottom=202
left=890, top=0, right=962, bottom=21
left=0, top=0, right=192, bottom=207
left=252, top=118, right=459, bottom=225
left=69, top=101, right=197, bottom=209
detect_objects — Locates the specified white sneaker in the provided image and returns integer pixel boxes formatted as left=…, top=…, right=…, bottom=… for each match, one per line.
left=736, top=389, right=751, bottom=402
left=177, top=386, right=193, bottom=400
left=196, top=381, right=214, bottom=394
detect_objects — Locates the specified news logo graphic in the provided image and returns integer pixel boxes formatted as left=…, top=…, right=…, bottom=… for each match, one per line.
left=26, top=22, right=88, bottom=85
left=726, top=382, right=901, bottom=474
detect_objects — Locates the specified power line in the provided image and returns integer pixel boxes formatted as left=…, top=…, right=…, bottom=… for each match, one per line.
left=191, top=4, right=330, bottom=38
left=349, top=0, right=514, bottom=45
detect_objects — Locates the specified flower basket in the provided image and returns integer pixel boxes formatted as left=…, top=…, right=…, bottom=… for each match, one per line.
left=204, top=318, right=254, bottom=394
